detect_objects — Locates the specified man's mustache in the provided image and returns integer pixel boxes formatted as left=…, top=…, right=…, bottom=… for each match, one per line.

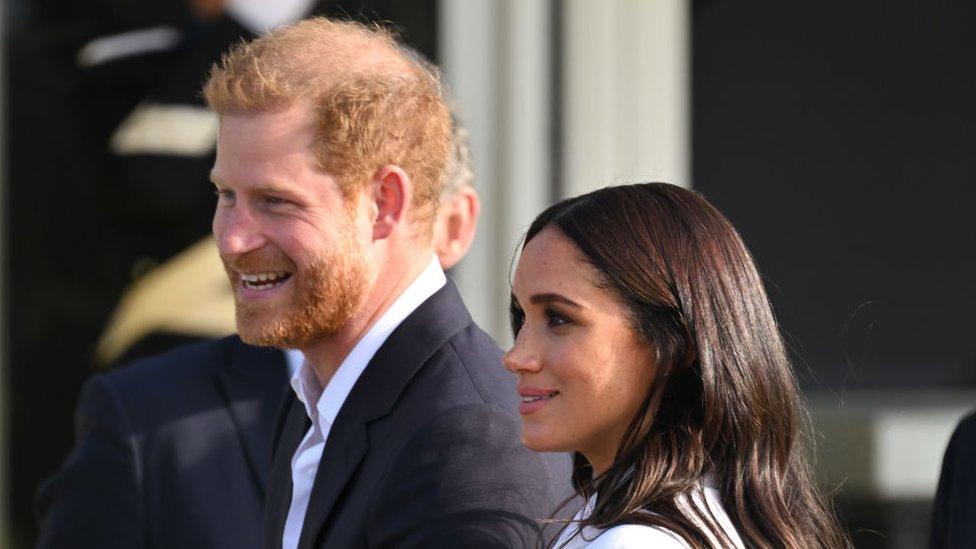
left=221, top=249, right=296, bottom=273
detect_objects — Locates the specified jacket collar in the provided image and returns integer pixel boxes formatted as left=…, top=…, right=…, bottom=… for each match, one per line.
left=267, top=281, right=473, bottom=548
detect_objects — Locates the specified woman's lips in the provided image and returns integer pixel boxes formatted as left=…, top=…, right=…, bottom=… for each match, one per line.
left=517, top=387, right=559, bottom=414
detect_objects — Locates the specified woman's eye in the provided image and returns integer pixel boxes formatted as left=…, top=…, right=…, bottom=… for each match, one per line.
left=509, top=304, right=525, bottom=337
left=545, top=309, right=570, bottom=329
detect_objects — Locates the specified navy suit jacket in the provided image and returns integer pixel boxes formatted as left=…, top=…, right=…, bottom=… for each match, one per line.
left=264, top=281, right=570, bottom=548
left=37, top=336, right=288, bottom=548
left=931, top=411, right=976, bottom=549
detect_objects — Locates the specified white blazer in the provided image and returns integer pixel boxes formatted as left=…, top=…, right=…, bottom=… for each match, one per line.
left=552, top=477, right=745, bottom=548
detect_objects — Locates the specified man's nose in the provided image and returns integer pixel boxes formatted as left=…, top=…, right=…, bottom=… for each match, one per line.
left=213, top=205, right=267, bottom=257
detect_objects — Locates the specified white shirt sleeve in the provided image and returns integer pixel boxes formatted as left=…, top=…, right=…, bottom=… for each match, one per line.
left=585, top=524, right=690, bottom=548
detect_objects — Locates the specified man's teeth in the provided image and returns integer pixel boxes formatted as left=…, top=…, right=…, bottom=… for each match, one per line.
left=240, top=271, right=291, bottom=289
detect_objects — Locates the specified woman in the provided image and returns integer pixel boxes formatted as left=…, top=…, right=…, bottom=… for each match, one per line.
left=504, top=183, right=850, bottom=548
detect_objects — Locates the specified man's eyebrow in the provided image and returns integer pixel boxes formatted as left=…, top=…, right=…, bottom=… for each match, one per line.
left=256, top=184, right=297, bottom=195
left=529, top=293, right=582, bottom=308
left=207, top=177, right=297, bottom=197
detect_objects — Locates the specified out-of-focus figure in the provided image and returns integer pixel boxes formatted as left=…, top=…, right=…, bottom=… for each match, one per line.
left=931, top=411, right=976, bottom=549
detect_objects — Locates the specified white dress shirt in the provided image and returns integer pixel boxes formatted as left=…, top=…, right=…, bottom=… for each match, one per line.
left=284, top=348, right=304, bottom=378
left=553, top=476, right=745, bottom=548
left=281, top=256, right=446, bottom=549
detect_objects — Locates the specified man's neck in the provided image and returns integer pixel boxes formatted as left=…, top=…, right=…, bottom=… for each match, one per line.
left=301, top=254, right=432, bottom=388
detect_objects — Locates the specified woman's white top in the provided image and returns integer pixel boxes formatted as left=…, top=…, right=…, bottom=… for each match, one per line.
left=552, top=477, right=745, bottom=548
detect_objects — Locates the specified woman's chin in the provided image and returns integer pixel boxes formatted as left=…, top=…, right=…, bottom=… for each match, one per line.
left=520, top=429, right=564, bottom=453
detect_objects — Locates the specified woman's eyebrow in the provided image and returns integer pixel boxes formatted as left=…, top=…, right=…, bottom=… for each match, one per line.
left=529, top=293, right=582, bottom=308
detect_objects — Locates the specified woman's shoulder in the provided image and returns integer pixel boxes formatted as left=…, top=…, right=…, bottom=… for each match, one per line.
left=584, top=524, right=690, bottom=548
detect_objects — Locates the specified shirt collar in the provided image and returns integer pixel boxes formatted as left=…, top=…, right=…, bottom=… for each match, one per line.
left=284, top=348, right=304, bottom=378
left=290, top=255, right=446, bottom=426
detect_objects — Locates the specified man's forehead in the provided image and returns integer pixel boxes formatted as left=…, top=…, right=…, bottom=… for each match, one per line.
left=212, top=111, right=319, bottom=177
left=218, top=102, right=316, bottom=130
left=214, top=105, right=320, bottom=162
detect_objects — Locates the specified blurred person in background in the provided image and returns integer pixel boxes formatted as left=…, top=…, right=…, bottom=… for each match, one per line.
left=931, top=411, right=976, bottom=548
left=505, top=183, right=851, bottom=548
left=35, top=117, right=482, bottom=549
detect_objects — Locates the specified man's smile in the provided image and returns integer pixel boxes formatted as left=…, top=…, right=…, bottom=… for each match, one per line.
left=239, top=271, right=293, bottom=291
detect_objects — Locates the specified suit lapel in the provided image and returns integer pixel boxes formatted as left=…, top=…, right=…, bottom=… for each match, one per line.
left=215, top=338, right=289, bottom=495
left=266, top=394, right=312, bottom=549
left=297, top=281, right=472, bottom=548
left=296, top=412, right=369, bottom=549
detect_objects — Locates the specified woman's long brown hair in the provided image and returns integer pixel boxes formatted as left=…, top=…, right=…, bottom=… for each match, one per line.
left=522, top=183, right=850, bottom=548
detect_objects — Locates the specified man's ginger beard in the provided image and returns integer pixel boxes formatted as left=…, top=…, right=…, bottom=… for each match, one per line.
left=222, top=233, right=372, bottom=349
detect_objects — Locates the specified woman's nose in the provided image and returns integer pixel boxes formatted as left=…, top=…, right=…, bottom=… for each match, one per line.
left=502, top=336, right=541, bottom=374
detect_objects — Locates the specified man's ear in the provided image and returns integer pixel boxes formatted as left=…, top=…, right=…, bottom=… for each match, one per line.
left=434, top=185, right=480, bottom=270
left=369, top=165, right=411, bottom=241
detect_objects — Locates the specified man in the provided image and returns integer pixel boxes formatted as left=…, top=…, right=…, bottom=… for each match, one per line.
left=202, top=17, right=565, bottom=548
left=35, top=118, right=491, bottom=548
left=91, top=119, right=479, bottom=367
left=931, top=411, right=976, bottom=548
left=431, top=122, right=479, bottom=273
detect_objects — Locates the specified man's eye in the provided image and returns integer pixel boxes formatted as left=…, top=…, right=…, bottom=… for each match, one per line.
left=264, top=196, right=287, bottom=206
left=215, top=189, right=235, bottom=202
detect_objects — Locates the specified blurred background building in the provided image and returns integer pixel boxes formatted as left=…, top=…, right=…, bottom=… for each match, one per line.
left=2, top=1, right=975, bottom=547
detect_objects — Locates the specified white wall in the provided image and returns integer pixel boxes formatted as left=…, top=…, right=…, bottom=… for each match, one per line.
left=563, top=0, right=690, bottom=195
left=440, top=0, right=691, bottom=344
left=440, top=0, right=553, bottom=345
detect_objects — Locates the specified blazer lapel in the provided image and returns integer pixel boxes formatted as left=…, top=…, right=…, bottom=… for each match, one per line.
left=297, top=281, right=473, bottom=548
left=296, top=412, right=369, bottom=549
left=215, top=338, right=289, bottom=495
left=265, top=394, right=312, bottom=549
